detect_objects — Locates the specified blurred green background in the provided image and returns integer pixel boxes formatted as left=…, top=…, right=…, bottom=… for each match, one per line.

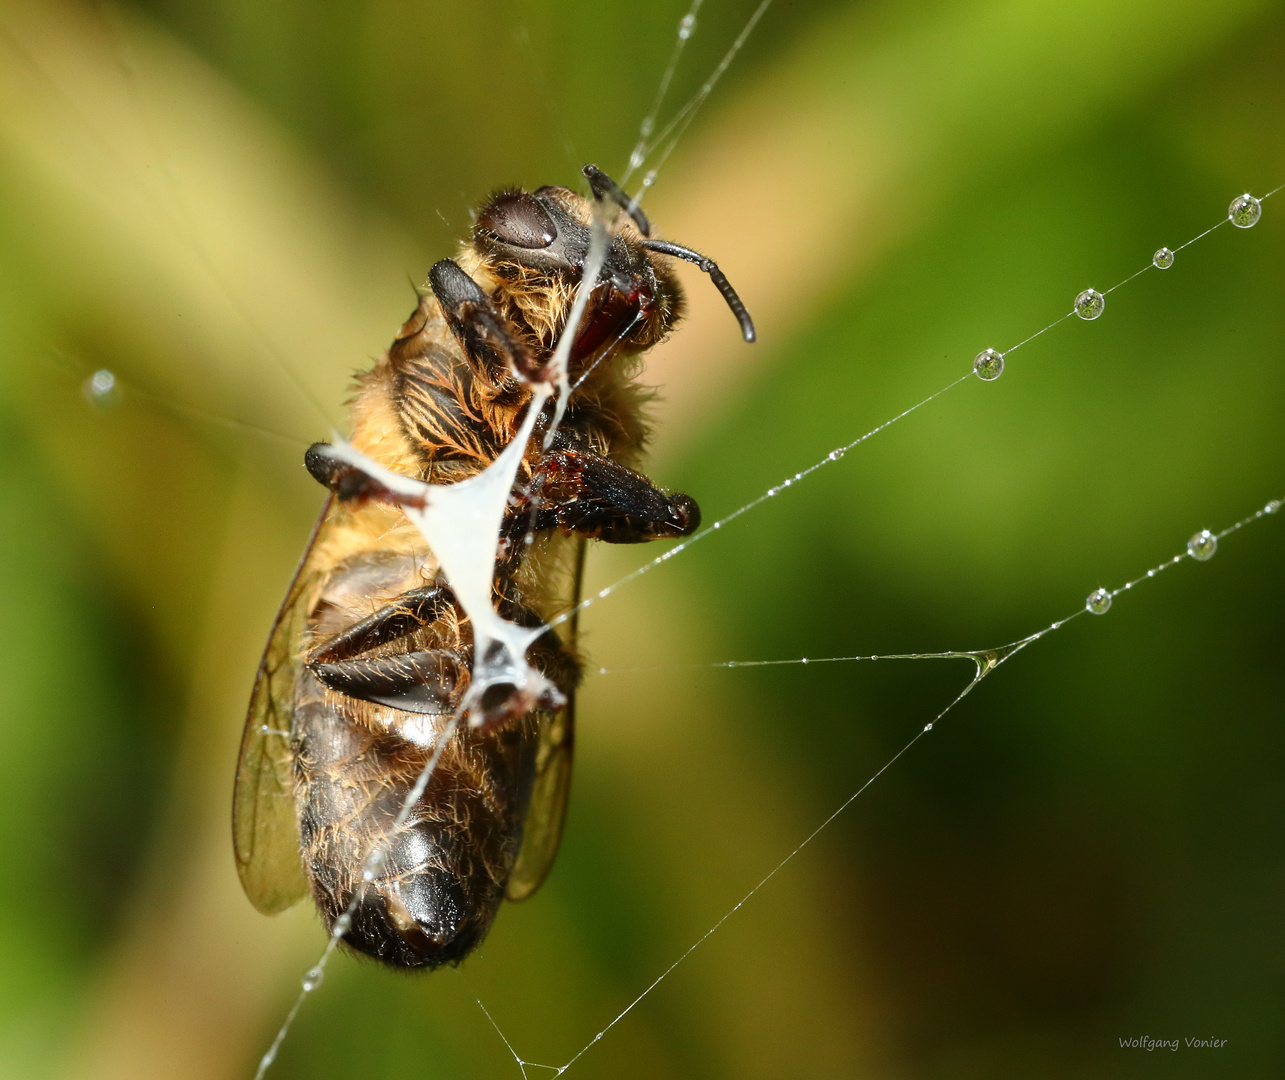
left=1, top=0, right=1282, bottom=1077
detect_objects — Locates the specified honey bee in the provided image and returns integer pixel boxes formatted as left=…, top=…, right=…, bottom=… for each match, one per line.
left=233, top=165, right=754, bottom=969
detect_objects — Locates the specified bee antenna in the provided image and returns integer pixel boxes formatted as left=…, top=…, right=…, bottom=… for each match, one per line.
left=582, top=164, right=651, bottom=238
left=640, top=239, right=756, bottom=343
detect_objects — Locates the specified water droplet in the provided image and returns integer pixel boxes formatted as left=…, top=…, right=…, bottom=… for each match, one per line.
left=642, top=169, right=657, bottom=188
left=1187, top=528, right=1217, bottom=561
left=678, top=12, right=696, bottom=38
left=923, top=722, right=933, bottom=732
left=1074, top=288, right=1105, bottom=320
left=1265, top=499, right=1281, bottom=515
left=629, top=149, right=645, bottom=171
left=800, top=657, right=809, bottom=664
left=1085, top=588, right=1112, bottom=614
left=82, top=367, right=120, bottom=408
left=973, top=348, right=1004, bottom=381
left=302, top=966, right=325, bottom=992
left=1152, top=247, right=1174, bottom=269
left=332, top=912, right=352, bottom=936
left=1228, top=193, right=1261, bottom=228
left=640, top=117, right=654, bottom=138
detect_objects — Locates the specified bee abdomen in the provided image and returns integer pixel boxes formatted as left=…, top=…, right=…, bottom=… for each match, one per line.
left=345, top=809, right=489, bottom=969
left=292, top=670, right=539, bottom=969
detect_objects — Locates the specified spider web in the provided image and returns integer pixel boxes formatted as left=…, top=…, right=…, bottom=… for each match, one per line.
left=3, top=1, right=1282, bottom=1077
left=230, top=10, right=1285, bottom=1073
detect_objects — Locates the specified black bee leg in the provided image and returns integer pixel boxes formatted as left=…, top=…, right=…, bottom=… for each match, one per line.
left=508, top=448, right=700, bottom=544
left=310, top=587, right=454, bottom=662
left=306, top=583, right=579, bottom=719
left=309, top=650, right=466, bottom=716
left=428, top=259, right=545, bottom=382
left=307, top=587, right=466, bottom=716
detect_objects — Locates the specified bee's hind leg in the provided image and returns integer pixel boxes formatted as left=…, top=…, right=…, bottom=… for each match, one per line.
left=309, top=586, right=454, bottom=662
left=306, top=586, right=466, bottom=716
left=305, top=581, right=579, bottom=720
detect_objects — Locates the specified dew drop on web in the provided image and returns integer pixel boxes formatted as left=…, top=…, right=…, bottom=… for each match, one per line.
left=973, top=348, right=1004, bottom=381
left=1228, top=193, right=1261, bottom=228
left=301, top=966, right=325, bottom=993
left=1186, top=529, right=1217, bottom=561
left=82, top=367, right=119, bottom=408
left=678, top=12, right=697, bottom=39
left=1265, top=500, right=1282, bottom=515
left=1152, top=247, right=1174, bottom=269
left=1085, top=587, right=1112, bottom=614
left=1074, top=288, right=1105, bottom=320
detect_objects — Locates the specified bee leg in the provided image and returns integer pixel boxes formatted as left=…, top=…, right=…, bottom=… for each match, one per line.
left=428, top=259, right=545, bottom=382
left=309, top=650, right=465, bottom=716
left=306, top=587, right=466, bottom=716
left=312, top=629, right=575, bottom=727
left=305, top=584, right=578, bottom=721
left=509, top=448, right=700, bottom=544
left=309, top=586, right=454, bottom=662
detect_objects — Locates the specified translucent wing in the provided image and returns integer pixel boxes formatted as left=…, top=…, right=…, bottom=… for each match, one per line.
left=506, top=690, right=575, bottom=901
left=232, top=502, right=330, bottom=914
left=506, top=538, right=583, bottom=902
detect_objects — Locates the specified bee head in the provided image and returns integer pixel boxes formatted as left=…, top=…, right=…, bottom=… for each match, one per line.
left=471, top=181, right=681, bottom=366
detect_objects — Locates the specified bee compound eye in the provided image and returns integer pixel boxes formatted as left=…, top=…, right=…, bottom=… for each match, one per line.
left=475, top=191, right=558, bottom=249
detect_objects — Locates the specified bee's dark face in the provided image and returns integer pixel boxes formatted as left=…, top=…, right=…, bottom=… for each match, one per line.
left=472, top=186, right=681, bottom=361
